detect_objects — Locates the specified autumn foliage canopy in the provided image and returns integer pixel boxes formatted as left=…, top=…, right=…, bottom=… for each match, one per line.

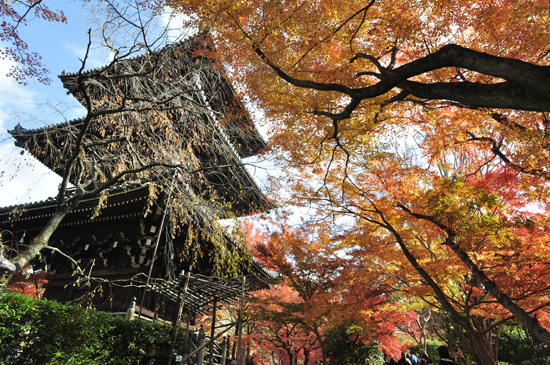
left=155, top=0, right=550, bottom=363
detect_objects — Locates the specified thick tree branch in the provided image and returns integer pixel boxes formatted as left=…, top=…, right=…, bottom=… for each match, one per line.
left=254, top=43, right=550, bottom=119
left=400, top=80, right=549, bottom=112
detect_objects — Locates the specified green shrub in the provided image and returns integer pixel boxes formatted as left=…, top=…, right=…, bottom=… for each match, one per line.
left=0, top=291, right=188, bottom=364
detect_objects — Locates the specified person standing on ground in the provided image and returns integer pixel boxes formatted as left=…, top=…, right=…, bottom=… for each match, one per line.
left=398, top=351, right=412, bottom=365
left=410, top=351, right=420, bottom=365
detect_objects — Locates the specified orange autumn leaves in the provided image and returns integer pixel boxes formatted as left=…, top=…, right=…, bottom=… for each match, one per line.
left=241, top=220, right=412, bottom=360
left=160, top=0, right=550, bottom=352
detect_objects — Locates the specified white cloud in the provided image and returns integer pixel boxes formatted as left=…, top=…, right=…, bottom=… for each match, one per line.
left=0, top=58, right=62, bottom=207
left=0, top=59, right=37, bottom=132
left=158, top=7, right=196, bottom=44
left=64, top=43, right=112, bottom=72
left=0, top=143, right=61, bottom=207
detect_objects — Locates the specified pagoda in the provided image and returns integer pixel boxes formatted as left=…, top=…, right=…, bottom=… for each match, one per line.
left=0, top=33, right=275, bottom=323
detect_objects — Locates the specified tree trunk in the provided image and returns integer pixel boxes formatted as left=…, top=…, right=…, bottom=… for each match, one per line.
left=3, top=209, right=69, bottom=286
left=312, top=325, right=327, bottom=365
left=303, top=348, right=310, bottom=365
left=378, top=217, right=499, bottom=364
left=287, top=347, right=294, bottom=365
left=448, top=241, right=550, bottom=346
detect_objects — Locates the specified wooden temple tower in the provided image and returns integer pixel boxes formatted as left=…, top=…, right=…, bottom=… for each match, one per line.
left=0, top=33, right=276, bottom=336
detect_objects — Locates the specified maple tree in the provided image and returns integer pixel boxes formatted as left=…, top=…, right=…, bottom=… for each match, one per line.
left=245, top=223, right=335, bottom=365
left=160, top=0, right=550, bottom=177
left=246, top=284, right=324, bottom=365
left=319, top=162, right=550, bottom=364
left=154, top=0, right=550, bottom=362
left=0, top=0, right=67, bottom=84
left=242, top=221, right=411, bottom=363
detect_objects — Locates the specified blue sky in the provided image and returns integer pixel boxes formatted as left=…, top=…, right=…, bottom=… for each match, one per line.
left=0, top=1, right=108, bottom=207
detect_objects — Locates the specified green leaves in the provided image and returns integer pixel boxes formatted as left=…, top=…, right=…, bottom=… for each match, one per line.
left=0, top=291, right=188, bottom=365
left=421, top=175, right=504, bottom=236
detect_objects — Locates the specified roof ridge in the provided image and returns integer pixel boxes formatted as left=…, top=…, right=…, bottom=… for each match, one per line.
left=58, top=34, right=198, bottom=79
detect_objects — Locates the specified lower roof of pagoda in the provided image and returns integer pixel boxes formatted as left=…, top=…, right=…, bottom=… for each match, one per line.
left=9, top=112, right=270, bottom=217
left=0, top=185, right=152, bottom=234
left=0, top=184, right=277, bottom=281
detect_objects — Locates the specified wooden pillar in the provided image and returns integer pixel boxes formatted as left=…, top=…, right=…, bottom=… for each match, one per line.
left=236, top=276, right=247, bottom=365
left=153, top=294, right=160, bottom=322
left=232, top=324, right=238, bottom=360
left=197, top=325, right=206, bottom=365
left=227, top=335, right=232, bottom=362
left=168, top=268, right=192, bottom=365
left=209, top=297, right=218, bottom=365
left=184, top=313, right=192, bottom=350
left=172, top=271, right=186, bottom=326
left=221, top=336, right=228, bottom=365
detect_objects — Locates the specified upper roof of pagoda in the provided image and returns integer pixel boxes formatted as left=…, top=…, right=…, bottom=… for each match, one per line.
left=56, top=32, right=266, bottom=158
left=66, top=32, right=265, bottom=158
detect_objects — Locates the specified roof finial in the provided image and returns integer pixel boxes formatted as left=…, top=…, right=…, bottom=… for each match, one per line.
left=13, top=123, right=27, bottom=133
